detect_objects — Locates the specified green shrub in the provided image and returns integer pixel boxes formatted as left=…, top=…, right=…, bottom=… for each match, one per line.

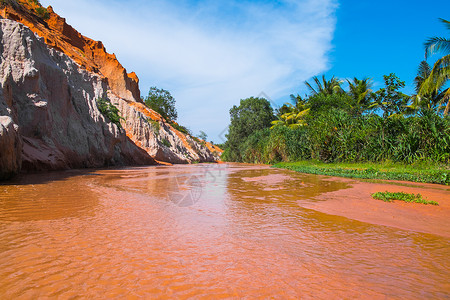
left=148, top=119, right=160, bottom=135
left=161, top=138, right=171, bottom=148
left=97, top=97, right=124, bottom=128
left=35, top=6, right=49, bottom=20
left=169, top=121, right=190, bottom=135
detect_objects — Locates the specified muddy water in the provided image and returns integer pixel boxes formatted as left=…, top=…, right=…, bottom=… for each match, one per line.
left=0, top=164, right=449, bottom=298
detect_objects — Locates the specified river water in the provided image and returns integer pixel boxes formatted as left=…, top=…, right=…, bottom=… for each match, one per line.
left=0, top=164, right=449, bottom=298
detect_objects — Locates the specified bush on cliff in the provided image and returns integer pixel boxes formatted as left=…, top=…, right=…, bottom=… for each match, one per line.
left=97, top=97, right=124, bottom=129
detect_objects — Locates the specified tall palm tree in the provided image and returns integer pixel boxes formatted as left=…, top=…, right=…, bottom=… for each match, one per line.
left=420, top=18, right=450, bottom=115
left=412, top=61, right=445, bottom=111
left=346, top=77, right=373, bottom=113
left=304, top=75, right=343, bottom=96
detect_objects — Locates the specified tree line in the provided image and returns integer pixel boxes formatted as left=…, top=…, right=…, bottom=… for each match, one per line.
left=221, top=19, right=450, bottom=164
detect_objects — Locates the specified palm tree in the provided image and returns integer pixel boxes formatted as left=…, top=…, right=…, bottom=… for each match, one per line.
left=304, top=75, right=343, bottom=96
left=271, top=94, right=309, bottom=129
left=420, top=18, right=450, bottom=115
left=346, top=77, right=373, bottom=113
left=270, top=109, right=310, bottom=129
left=411, top=61, right=446, bottom=111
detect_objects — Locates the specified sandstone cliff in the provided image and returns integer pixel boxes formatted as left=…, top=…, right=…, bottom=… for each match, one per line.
left=0, top=1, right=221, bottom=179
left=0, top=19, right=156, bottom=179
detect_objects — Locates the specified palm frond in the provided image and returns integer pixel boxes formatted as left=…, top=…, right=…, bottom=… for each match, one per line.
left=439, top=18, right=450, bottom=31
left=420, top=55, right=450, bottom=95
left=414, top=61, right=432, bottom=92
left=424, top=37, right=450, bottom=59
left=304, top=78, right=318, bottom=95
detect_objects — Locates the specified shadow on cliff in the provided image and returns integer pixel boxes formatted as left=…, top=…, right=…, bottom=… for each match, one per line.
left=0, top=168, right=106, bottom=186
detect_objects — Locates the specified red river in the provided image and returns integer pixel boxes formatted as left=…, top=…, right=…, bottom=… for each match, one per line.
left=0, top=164, right=449, bottom=298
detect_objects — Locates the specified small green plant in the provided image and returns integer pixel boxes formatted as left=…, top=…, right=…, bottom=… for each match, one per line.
left=147, top=119, right=160, bottom=135
left=169, top=121, right=190, bottom=135
left=35, top=6, right=49, bottom=20
left=97, top=97, right=124, bottom=128
left=371, top=191, right=439, bottom=205
left=161, top=138, right=171, bottom=148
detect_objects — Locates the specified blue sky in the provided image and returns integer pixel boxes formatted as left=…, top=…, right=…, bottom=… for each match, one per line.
left=322, top=0, right=450, bottom=96
left=40, top=0, right=449, bottom=142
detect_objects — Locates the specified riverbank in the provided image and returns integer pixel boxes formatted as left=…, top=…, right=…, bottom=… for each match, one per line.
left=273, top=160, right=450, bottom=185
left=294, top=175, right=450, bottom=238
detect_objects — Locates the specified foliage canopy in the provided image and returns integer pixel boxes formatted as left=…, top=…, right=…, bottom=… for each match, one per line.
left=144, top=87, right=178, bottom=121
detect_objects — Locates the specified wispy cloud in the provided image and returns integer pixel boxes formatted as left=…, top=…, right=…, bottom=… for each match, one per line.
left=41, top=0, right=338, bottom=141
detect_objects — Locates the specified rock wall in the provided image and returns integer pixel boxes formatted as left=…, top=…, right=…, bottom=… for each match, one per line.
left=0, top=1, right=222, bottom=180
left=0, top=19, right=156, bottom=179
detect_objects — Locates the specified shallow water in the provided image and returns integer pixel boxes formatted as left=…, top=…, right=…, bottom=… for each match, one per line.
left=0, top=164, right=449, bottom=298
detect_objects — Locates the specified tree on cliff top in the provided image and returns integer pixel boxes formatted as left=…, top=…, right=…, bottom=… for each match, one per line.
left=144, top=87, right=178, bottom=121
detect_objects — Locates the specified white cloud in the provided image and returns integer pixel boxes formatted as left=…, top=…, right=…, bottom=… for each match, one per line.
left=40, top=0, right=338, bottom=142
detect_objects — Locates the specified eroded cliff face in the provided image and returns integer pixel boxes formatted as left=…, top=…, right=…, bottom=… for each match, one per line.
left=0, top=1, right=221, bottom=179
left=0, top=19, right=156, bottom=179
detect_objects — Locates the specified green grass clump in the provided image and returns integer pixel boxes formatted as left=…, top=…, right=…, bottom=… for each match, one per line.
left=273, top=160, right=450, bottom=185
left=147, top=119, right=160, bottom=135
left=97, top=97, right=124, bottom=129
left=371, top=191, right=439, bottom=205
left=34, top=6, right=49, bottom=20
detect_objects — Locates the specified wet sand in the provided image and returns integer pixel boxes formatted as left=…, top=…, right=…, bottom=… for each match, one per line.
left=286, top=174, right=450, bottom=238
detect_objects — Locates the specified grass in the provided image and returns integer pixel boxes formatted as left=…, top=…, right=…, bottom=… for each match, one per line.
left=372, top=191, right=439, bottom=205
left=273, top=160, right=450, bottom=185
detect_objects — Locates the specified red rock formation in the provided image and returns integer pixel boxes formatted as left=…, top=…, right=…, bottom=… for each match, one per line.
left=0, top=1, right=140, bottom=101
left=0, top=0, right=221, bottom=179
left=0, top=18, right=156, bottom=179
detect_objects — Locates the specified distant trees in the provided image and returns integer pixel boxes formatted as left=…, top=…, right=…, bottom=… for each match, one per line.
left=143, top=87, right=178, bottom=121
left=219, top=18, right=450, bottom=165
left=222, top=97, right=275, bottom=162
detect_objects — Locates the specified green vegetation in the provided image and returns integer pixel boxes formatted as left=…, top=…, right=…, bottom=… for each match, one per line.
left=198, top=130, right=208, bottom=141
left=143, top=87, right=178, bottom=121
left=420, top=18, right=450, bottom=115
left=148, top=119, right=160, bottom=135
left=35, top=6, right=49, bottom=20
left=221, top=97, right=276, bottom=162
left=161, top=138, right=171, bottom=148
left=220, top=20, right=450, bottom=183
left=274, top=161, right=449, bottom=185
left=96, top=97, right=124, bottom=128
left=371, top=191, right=439, bottom=205
left=169, top=121, right=190, bottom=135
